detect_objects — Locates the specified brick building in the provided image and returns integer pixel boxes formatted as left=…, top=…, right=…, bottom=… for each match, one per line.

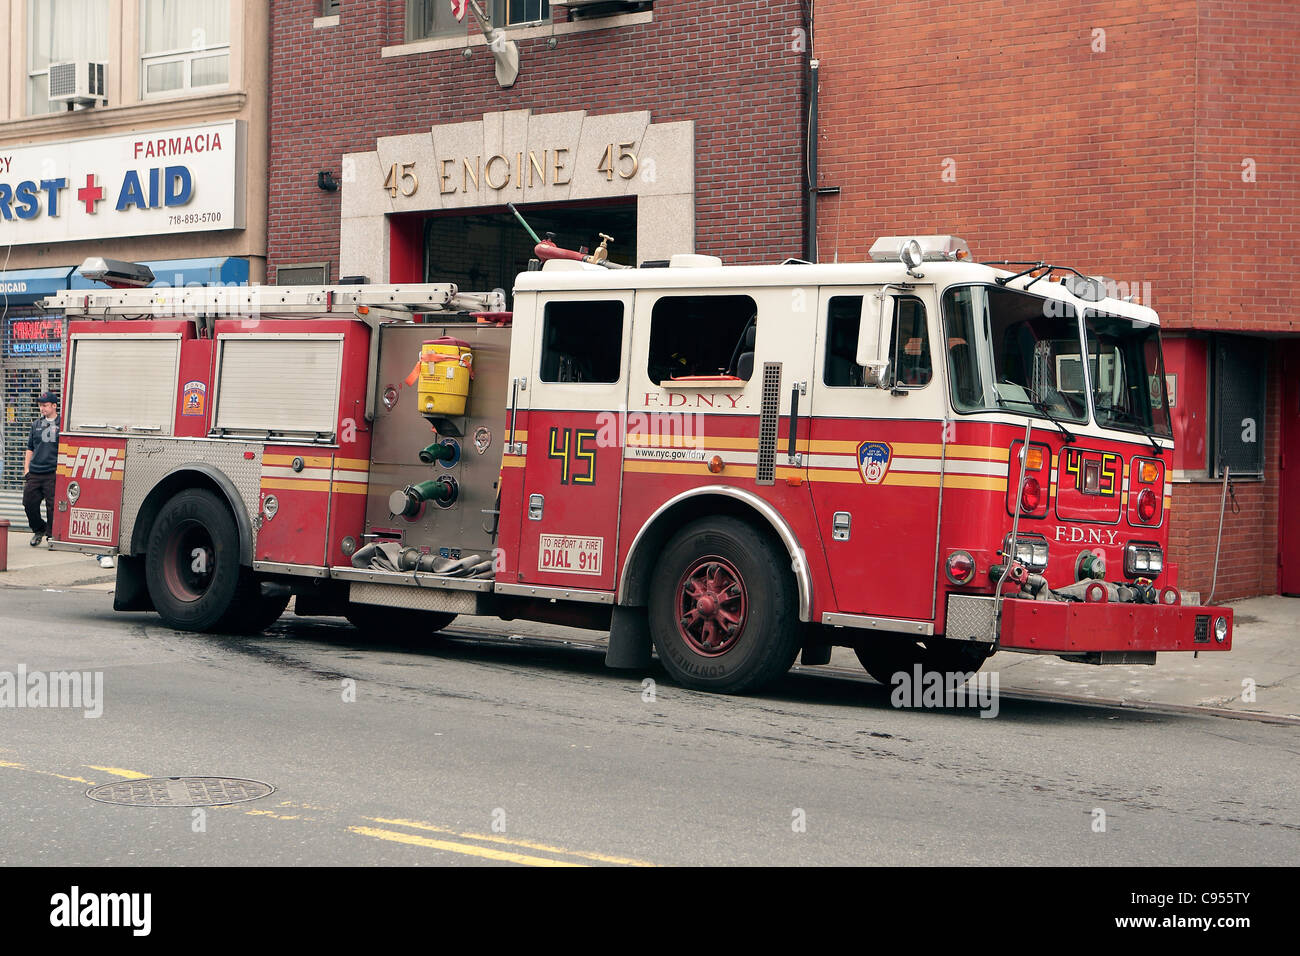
left=814, top=0, right=1300, bottom=600
left=267, top=1, right=810, bottom=294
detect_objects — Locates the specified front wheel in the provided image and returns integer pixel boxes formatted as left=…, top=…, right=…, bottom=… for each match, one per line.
left=648, top=516, right=800, bottom=694
left=855, top=636, right=992, bottom=687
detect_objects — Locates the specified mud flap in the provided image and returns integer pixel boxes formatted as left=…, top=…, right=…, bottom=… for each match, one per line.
left=112, top=555, right=154, bottom=612
left=606, top=605, right=653, bottom=669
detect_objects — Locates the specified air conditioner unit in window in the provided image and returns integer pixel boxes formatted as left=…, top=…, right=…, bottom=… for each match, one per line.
left=48, top=61, right=107, bottom=108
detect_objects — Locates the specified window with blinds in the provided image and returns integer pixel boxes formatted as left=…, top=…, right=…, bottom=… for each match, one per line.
left=212, top=335, right=343, bottom=439
left=66, top=334, right=180, bottom=435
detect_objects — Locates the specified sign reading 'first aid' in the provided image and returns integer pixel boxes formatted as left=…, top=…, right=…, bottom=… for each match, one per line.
left=0, top=120, right=244, bottom=246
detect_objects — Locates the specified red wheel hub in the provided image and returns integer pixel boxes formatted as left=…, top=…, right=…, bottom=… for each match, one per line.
left=676, top=557, right=747, bottom=656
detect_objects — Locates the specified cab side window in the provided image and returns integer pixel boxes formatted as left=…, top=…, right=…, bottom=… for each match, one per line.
left=647, top=295, right=757, bottom=383
left=822, top=295, right=932, bottom=388
left=893, top=298, right=932, bottom=388
left=540, top=300, right=624, bottom=383
left=823, top=296, right=866, bottom=386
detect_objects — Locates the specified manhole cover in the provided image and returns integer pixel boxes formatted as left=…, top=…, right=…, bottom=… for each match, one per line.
left=86, top=776, right=274, bottom=807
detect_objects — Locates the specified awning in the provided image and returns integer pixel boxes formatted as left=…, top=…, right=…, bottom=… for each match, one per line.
left=0, top=267, right=75, bottom=306
left=0, top=258, right=251, bottom=307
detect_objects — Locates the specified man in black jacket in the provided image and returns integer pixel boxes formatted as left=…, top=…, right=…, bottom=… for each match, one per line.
left=23, top=391, right=60, bottom=547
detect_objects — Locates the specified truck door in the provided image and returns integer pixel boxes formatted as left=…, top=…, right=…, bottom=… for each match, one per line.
left=514, top=291, right=633, bottom=592
left=808, top=287, right=945, bottom=623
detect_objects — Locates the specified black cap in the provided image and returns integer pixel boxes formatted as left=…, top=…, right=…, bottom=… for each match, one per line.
left=37, top=391, right=57, bottom=404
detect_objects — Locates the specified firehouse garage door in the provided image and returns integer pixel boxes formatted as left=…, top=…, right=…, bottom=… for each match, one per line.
left=212, top=335, right=343, bottom=439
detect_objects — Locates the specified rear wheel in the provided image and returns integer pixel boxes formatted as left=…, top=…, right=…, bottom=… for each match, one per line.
left=855, top=635, right=992, bottom=687
left=648, top=516, right=800, bottom=693
left=345, top=604, right=456, bottom=639
left=145, top=488, right=258, bottom=632
left=218, top=578, right=290, bottom=634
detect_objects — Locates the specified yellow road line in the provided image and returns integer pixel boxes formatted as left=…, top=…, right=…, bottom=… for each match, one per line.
left=0, top=760, right=97, bottom=785
left=367, top=816, right=657, bottom=867
left=349, top=826, right=584, bottom=867
left=86, top=765, right=150, bottom=779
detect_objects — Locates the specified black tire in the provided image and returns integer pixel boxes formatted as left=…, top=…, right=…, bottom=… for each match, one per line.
left=145, top=488, right=256, bottom=632
left=217, top=578, right=290, bottom=635
left=345, top=604, right=456, bottom=639
left=855, top=636, right=992, bottom=687
left=648, top=516, right=800, bottom=693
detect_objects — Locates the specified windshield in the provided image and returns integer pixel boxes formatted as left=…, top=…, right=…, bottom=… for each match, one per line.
left=1083, top=310, right=1172, bottom=437
left=943, top=285, right=1088, bottom=423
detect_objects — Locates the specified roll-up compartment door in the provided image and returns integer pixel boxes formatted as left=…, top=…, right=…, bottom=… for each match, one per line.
left=67, top=334, right=181, bottom=435
left=213, top=335, right=343, bottom=438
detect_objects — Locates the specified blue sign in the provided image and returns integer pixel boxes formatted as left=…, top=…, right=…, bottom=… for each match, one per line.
left=0, top=266, right=74, bottom=304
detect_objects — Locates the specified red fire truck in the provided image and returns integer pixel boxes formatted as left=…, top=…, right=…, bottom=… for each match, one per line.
left=44, top=236, right=1231, bottom=693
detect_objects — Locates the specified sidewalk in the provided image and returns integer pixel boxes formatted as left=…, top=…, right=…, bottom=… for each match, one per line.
left=828, top=601, right=1299, bottom=723
left=1, top=530, right=116, bottom=591
left=4, top=529, right=1297, bottom=721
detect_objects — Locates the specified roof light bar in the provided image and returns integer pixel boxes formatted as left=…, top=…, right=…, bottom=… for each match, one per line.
left=869, top=235, right=971, bottom=264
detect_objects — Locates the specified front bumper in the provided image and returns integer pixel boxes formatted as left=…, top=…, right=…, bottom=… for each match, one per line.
left=997, top=598, right=1232, bottom=654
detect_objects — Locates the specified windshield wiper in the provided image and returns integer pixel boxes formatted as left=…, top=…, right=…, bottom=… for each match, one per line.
left=997, top=382, right=1077, bottom=444
left=1101, top=409, right=1165, bottom=455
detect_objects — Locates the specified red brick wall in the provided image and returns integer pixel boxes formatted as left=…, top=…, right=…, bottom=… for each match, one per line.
left=1191, top=0, right=1300, bottom=334
left=816, top=0, right=1298, bottom=599
left=814, top=0, right=1199, bottom=322
left=267, top=0, right=809, bottom=280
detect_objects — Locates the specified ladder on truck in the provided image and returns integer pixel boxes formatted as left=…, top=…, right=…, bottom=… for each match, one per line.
left=42, top=284, right=509, bottom=321
left=45, top=282, right=512, bottom=433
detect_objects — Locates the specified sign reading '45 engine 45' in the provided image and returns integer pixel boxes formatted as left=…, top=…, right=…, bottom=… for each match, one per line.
left=0, top=120, right=244, bottom=246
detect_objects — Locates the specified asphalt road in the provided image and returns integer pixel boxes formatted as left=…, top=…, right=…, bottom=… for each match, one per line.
left=1, top=588, right=1297, bottom=866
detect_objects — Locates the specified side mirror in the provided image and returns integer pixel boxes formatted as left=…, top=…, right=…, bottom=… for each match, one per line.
left=856, top=290, right=892, bottom=387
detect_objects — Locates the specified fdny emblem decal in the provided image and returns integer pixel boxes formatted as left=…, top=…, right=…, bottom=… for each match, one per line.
left=857, top=441, right=892, bottom=485
left=181, top=380, right=207, bottom=417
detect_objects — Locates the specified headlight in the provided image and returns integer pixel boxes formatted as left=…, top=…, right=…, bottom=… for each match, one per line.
left=1215, top=616, right=1228, bottom=642
left=66, top=480, right=81, bottom=504
left=1124, top=541, right=1163, bottom=579
left=1004, top=533, right=1049, bottom=571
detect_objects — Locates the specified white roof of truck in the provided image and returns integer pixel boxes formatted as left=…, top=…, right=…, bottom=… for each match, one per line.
left=515, top=258, right=1161, bottom=326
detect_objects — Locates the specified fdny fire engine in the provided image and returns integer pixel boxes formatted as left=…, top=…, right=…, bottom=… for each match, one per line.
left=43, top=235, right=1231, bottom=694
